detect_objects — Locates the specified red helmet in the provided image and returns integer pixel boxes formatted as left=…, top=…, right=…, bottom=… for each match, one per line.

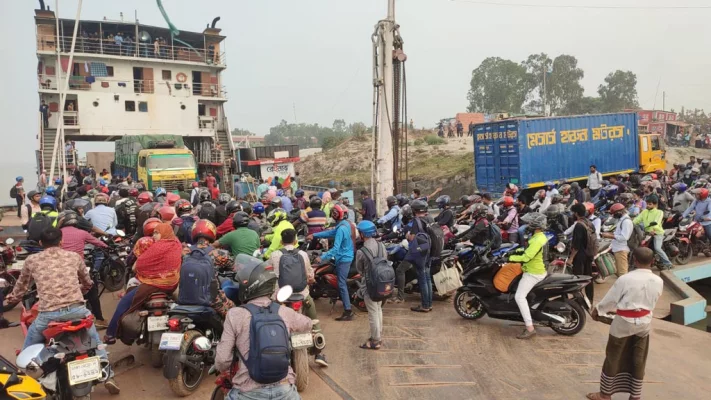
left=128, top=188, right=139, bottom=197
left=158, top=205, right=176, bottom=222
left=502, top=196, right=514, bottom=208
left=166, top=192, right=181, bottom=206
left=100, top=186, right=109, bottom=194
left=695, top=188, right=709, bottom=201
left=609, top=203, right=626, bottom=214
left=650, top=173, right=658, bottom=180
left=583, top=202, right=595, bottom=216
left=137, top=192, right=152, bottom=205
left=331, top=204, right=348, bottom=221
left=175, top=199, right=192, bottom=215
left=143, top=217, right=161, bottom=236
left=191, top=219, right=217, bottom=242
left=191, top=182, right=199, bottom=188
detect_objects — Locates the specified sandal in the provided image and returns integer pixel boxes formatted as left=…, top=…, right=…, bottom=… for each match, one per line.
left=359, top=339, right=381, bottom=350
left=586, top=393, right=610, bottom=400
left=410, top=306, right=432, bottom=313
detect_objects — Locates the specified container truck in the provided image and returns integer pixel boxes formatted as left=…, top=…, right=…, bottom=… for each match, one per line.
left=473, top=112, right=666, bottom=194
left=114, top=135, right=197, bottom=191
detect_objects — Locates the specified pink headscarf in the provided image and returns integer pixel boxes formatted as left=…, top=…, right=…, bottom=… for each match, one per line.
left=322, top=191, right=332, bottom=203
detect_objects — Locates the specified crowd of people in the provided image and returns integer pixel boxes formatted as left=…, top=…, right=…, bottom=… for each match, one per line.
left=5, top=153, right=710, bottom=399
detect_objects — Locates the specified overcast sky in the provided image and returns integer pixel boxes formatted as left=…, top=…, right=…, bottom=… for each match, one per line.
left=2, top=0, right=710, bottom=169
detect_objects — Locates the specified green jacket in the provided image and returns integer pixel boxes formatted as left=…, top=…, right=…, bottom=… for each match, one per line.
left=509, top=231, right=547, bottom=275
left=263, top=220, right=295, bottom=260
left=633, top=208, right=664, bottom=235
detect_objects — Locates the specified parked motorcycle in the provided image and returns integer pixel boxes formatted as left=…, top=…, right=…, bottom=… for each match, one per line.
left=454, top=246, right=592, bottom=336
left=84, top=233, right=129, bottom=293
left=309, top=254, right=366, bottom=312
left=17, top=290, right=108, bottom=399
left=161, top=304, right=223, bottom=396
left=116, top=292, right=175, bottom=368
left=675, top=216, right=711, bottom=265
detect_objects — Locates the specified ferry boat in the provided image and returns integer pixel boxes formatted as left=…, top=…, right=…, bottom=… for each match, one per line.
left=33, top=2, right=234, bottom=192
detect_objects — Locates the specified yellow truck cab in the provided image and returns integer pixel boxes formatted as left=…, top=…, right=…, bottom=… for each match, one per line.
left=114, top=135, right=197, bottom=191
left=638, top=133, right=667, bottom=173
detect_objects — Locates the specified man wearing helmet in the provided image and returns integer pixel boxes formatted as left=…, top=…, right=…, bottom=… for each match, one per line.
left=20, top=190, right=42, bottom=231
left=312, top=204, right=356, bottom=321
left=456, top=203, right=495, bottom=247
left=405, top=200, right=436, bottom=313
left=215, top=212, right=261, bottom=258
left=672, top=183, right=694, bottom=213
left=26, top=195, right=60, bottom=242
left=86, top=193, right=118, bottom=235
left=434, top=195, right=454, bottom=229
left=509, top=212, right=548, bottom=339
left=701, top=160, right=711, bottom=175
left=377, top=196, right=401, bottom=231
left=682, top=188, right=711, bottom=242
left=296, top=197, right=327, bottom=236
left=601, top=203, right=634, bottom=276
left=497, top=196, right=519, bottom=244
left=215, top=193, right=232, bottom=226
left=13, top=176, right=25, bottom=218
left=530, top=189, right=551, bottom=214
left=567, top=204, right=596, bottom=301
left=215, top=255, right=314, bottom=400
left=355, top=220, right=387, bottom=350
left=263, top=208, right=296, bottom=260
left=294, top=189, right=307, bottom=210
left=114, top=189, right=138, bottom=235
left=154, top=187, right=168, bottom=204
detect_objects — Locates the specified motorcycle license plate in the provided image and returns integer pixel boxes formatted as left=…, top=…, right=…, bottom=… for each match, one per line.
left=159, top=332, right=184, bottom=350
left=290, top=333, right=313, bottom=349
left=67, top=356, right=102, bottom=385
left=147, top=315, right=169, bottom=331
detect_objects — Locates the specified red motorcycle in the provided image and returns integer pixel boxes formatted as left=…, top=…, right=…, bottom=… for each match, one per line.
left=675, top=216, right=711, bottom=264
left=309, top=255, right=366, bottom=312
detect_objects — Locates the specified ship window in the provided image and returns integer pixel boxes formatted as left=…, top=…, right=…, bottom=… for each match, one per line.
left=125, top=101, right=135, bottom=112
left=106, top=66, right=114, bottom=77
left=138, top=102, right=148, bottom=112
left=162, top=70, right=172, bottom=80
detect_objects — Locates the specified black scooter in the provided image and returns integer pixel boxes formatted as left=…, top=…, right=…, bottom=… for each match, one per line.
left=454, top=247, right=592, bottom=336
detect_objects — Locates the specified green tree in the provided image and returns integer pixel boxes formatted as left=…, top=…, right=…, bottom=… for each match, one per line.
left=231, top=128, right=257, bottom=137
left=563, top=96, right=605, bottom=115
left=467, top=57, right=531, bottom=114
left=332, top=119, right=347, bottom=133
left=597, top=70, right=639, bottom=112
left=522, top=53, right=584, bottom=115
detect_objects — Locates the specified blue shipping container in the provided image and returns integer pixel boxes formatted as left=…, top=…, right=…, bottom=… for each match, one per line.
left=474, top=113, right=639, bottom=193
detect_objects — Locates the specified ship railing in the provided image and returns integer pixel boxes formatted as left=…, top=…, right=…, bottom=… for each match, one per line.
left=38, top=74, right=226, bottom=98
left=37, top=34, right=226, bottom=66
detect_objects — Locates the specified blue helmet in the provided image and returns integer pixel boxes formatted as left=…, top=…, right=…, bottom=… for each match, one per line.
left=252, top=202, right=265, bottom=214
left=39, top=195, right=57, bottom=211
left=673, top=182, right=688, bottom=193
left=436, top=195, right=450, bottom=209
left=154, top=187, right=167, bottom=197
left=99, top=179, right=106, bottom=186
left=544, top=181, right=555, bottom=189
left=45, top=186, right=57, bottom=196
left=16, top=176, right=23, bottom=182
left=295, top=189, right=305, bottom=198
left=277, top=189, right=284, bottom=197
left=357, top=220, right=377, bottom=238
left=54, top=178, right=62, bottom=185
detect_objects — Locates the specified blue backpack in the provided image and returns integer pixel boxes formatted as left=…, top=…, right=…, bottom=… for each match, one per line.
left=235, top=303, right=291, bottom=384
left=177, top=246, right=214, bottom=307
left=178, top=215, right=198, bottom=244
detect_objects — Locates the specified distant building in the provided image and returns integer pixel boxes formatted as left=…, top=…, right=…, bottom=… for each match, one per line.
left=232, top=135, right=265, bottom=147
left=628, top=109, right=688, bottom=138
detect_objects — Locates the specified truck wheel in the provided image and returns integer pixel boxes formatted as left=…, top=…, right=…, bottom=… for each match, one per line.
left=292, top=348, right=309, bottom=392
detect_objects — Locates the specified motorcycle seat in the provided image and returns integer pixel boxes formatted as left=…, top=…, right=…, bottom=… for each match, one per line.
left=170, top=305, right=215, bottom=315
left=535, top=273, right=573, bottom=287
left=440, top=250, right=455, bottom=259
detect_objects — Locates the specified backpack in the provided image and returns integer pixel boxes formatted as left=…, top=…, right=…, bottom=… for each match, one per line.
left=415, top=217, right=444, bottom=258
left=178, top=215, right=198, bottom=244
left=235, top=303, right=290, bottom=384
left=579, top=218, right=598, bottom=258
left=9, top=186, right=17, bottom=199
left=177, top=246, right=215, bottom=307
left=198, top=201, right=217, bottom=223
left=627, top=218, right=645, bottom=252
left=115, top=199, right=137, bottom=233
left=27, top=211, right=55, bottom=242
left=489, top=222, right=503, bottom=249
left=361, top=244, right=395, bottom=301
left=277, top=248, right=307, bottom=292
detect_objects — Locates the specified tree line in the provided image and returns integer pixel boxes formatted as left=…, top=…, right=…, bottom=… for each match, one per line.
left=234, top=119, right=369, bottom=149
left=466, top=53, right=639, bottom=116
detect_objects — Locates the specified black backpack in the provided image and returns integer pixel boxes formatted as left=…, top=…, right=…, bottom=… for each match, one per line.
left=626, top=218, right=645, bottom=252
left=177, top=215, right=198, bottom=244
left=579, top=218, right=599, bottom=258
left=177, top=246, right=215, bottom=307
left=115, top=199, right=137, bottom=233
left=488, top=222, right=503, bottom=249
left=415, top=217, right=445, bottom=258
left=361, top=243, right=395, bottom=301
left=198, top=201, right=217, bottom=223
left=235, top=303, right=291, bottom=384
left=9, top=186, right=17, bottom=199
left=278, top=249, right=307, bottom=292
left=27, top=211, right=55, bottom=242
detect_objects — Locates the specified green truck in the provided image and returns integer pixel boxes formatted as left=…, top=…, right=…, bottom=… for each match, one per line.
left=114, top=135, right=197, bottom=191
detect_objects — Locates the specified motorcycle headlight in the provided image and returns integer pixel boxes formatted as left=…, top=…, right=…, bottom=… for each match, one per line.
left=192, top=336, right=211, bottom=352
left=21, top=362, right=44, bottom=380
left=555, top=242, right=566, bottom=253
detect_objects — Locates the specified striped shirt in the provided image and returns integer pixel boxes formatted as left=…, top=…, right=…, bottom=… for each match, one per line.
left=300, top=209, right=327, bottom=234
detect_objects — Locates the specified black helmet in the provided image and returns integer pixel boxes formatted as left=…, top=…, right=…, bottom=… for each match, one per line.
left=234, top=254, right=277, bottom=303
left=436, top=195, right=450, bottom=209
left=411, top=199, right=427, bottom=214
left=57, top=210, right=79, bottom=228
left=521, top=212, right=547, bottom=230
left=386, top=196, right=397, bottom=208
left=199, top=189, right=212, bottom=202
left=271, top=197, right=282, bottom=207
left=218, top=193, right=232, bottom=205
left=238, top=201, right=252, bottom=215
left=310, top=197, right=322, bottom=210
left=232, top=211, right=250, bottom=229
left=226, top=200, right=240, bottom=215
left=26, top=190, right=39, bottom=201
left=67, top=181, right=78, bottom=190
left=396, top=194, right=410, bottom=207
left=65, top=198, right=92, bottom=213
left=460, top=195, right=472, bottom=207
left=400, top=204, right=413, bottom=221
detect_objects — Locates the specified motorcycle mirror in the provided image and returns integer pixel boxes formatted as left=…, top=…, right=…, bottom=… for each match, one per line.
left=16, top=344, right=45, bottom=369
left=116, top=230, right=126, bottom=237
left=276, top=285, right=293, bottom=303
left=0, top=278, right=6, bottom=288
left=193, top=336, right=211, bottom=352
left=5, top=238, right=14, bottom=245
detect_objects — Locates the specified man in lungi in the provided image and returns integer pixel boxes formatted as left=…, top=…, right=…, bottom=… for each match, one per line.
left=587, top=247, right=663, bottom=400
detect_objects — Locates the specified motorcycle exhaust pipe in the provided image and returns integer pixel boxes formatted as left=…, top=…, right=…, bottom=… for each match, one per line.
left=540, top=312, right=567, bottom=325
left=313, top=332, right=326, bottom=350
